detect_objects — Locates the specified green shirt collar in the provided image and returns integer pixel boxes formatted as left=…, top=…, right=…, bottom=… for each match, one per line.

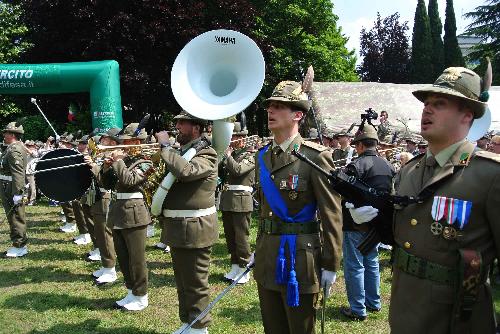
left=272, top=133, right=299, bottom=153
left=427, top=139, right=466, bottom=168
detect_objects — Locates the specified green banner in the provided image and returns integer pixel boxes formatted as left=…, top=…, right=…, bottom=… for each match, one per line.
left=0, top=60, right=123, bottom=131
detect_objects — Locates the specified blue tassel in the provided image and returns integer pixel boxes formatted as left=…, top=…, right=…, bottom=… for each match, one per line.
left=286, top=270, right=300, bottom=307
left=275, top=247, right=287, bottom=284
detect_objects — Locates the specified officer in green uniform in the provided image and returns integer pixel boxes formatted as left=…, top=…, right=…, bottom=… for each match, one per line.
left=350, top=67, right=500, bottom=333
left=156, top=111, right=218, bottom=334
left=332, top=129, right=356, bottom=167
left=0, top=122, right=28, bottom=257
left=219, top=121, right=255, bottom=284
left=101, top=123, right=153, bottom=311
left=86, top=129, right=120, bottom=284
left=254, top=81, right=343, bottom=334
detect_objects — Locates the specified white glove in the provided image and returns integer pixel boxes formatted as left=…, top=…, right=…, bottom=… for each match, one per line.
left=13, top=195, right=23, bottom=205
left=155, top=131, right=171, bottom=146
left=345, top=202, right=379, bottom=224
left=320, top=269, right=337, bottom=299
left=247, top=252, right=255, bottom=268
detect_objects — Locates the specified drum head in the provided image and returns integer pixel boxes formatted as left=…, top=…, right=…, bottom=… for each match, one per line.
left=34, top=148, right=92, bottom=202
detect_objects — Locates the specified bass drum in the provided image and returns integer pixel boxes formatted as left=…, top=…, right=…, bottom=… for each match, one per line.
left=34, top=148, right=92, bottom=202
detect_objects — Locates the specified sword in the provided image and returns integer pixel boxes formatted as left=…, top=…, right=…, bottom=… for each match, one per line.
left=179, top=258, right=255, bottom=334
left=321, top=282, right=326, bottom=334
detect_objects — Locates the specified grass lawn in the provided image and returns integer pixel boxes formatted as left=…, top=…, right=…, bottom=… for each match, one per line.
left=0, top=202, right=499, bottom=334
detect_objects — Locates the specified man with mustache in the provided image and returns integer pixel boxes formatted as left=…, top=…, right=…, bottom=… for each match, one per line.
left=348, top=67, right=499, bottom=333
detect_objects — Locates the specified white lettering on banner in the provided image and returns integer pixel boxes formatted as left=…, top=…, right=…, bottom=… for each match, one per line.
left=0, top=69, right=34, bottom=80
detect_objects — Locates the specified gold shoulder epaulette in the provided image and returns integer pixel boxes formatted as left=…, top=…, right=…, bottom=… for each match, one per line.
left=475, top=150, right=500, bottom=164
left=301, top=140, right=328, bottom=152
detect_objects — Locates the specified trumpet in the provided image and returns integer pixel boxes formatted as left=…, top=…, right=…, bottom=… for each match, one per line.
left=229, top=135, right=260, bottom=149
left=88, top=138, right=161, bottom=158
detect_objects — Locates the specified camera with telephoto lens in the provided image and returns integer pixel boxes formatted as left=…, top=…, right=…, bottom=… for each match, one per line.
left=360, top=108, right=378, bottom=122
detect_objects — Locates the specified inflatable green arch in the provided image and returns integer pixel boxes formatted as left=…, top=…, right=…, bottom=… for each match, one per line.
left=0, top=60, right=123, bottom=131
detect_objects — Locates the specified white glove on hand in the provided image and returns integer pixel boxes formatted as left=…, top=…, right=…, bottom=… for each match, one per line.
left=345, top=202, right=379, bottom=224
left=13, top=195, right=23, bottom=205
left=155, top=131, right=171, bottom=146
left=320, top=269, right=337, bottom=299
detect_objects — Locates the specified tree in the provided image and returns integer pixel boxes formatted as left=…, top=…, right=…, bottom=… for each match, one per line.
left=410, top=0, right=434, bottom=83
left=358, top=12, right=410, bottom=83
left=9, top=0, right=259, bottom=132
left=428, top=0, right=445, bottom=77
left=250, top=0, right=358, bottom=134
left=0, top=2, right=32, bottom=121
left=443, top=0, right=465, bottom=67
left=464, top=0, right=500, bottom=85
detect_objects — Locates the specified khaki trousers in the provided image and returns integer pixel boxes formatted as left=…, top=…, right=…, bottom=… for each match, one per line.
left=257, top=284, right=318, bottom=334
left=61, top=201, right=76, bottom=224
left=113, top=225, right=148, bottom=296
left=93, top=212, right=116, bottom=268
left=0, top=181, right=27, bottom=247
left=171, top=246, right=212, bottom=329
left=26, top=174, right=36, bottom=203
left=221, top=211, right=251, bottom=266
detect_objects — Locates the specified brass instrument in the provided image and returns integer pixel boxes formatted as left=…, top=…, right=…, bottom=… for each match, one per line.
left=88, top=138, right=161, bottom=159
left=229, top=135, right=260, bottom=149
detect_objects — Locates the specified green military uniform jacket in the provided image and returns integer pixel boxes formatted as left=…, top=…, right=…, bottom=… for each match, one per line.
left=332, top=145, right=356, bottom=167
left=160, top=136, right=219, bottom=249
left=219, top=148, right=255, bottom=212
left=91, top=163, right=111, bottom=216
left=390, top=141, right=500, bottom=333
left=101, top=156, right=151, bottom=229
left=0, top=141, right=28, bottom=197
left=254, top=134, right=343, bottom=294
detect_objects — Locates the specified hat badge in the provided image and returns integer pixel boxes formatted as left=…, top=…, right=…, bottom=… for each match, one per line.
left=441, top=67, right=462, bottom=82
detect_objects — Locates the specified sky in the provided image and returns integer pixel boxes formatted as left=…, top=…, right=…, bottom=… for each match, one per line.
left=333, top=0, right=485, bottom=57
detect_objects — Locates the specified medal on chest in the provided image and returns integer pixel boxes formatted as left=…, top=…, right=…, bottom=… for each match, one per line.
left=288, top=174, right=299, bottom=200
left=430, top=196, right=472, bottom=240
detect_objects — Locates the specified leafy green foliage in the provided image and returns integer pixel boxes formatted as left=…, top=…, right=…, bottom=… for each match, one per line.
left=18, top=114, right=53, bottom=141
left=443, top=0, right=465, bottom=67
left=464, top=0, right=500, bottom=85
left=410, top=0, right=435, bottom=83
left=358, top=13, right=410, bottom=83
left=428, top=0, right=445, bottom=78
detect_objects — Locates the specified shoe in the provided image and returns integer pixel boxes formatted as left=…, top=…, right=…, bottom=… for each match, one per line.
left=146, top=225, right=155, bottom=238
left=60, top=223, right=76, bottom=233
left=164, top=245, right=171, bottom=253
left=61, top=216, right=67, bottom=223
left=224, top=264, right=239, bottom=281
left=115, top=289, right=133, bottom=308
left=92, top=267, right=105, bottom=278
left=59, top=210, right=64, bottom=215
left=340, top=307, right=366, bottom=321
left=74, top=233, right=91, bottom=245
left=155, top=242, right=167, bottom=250
left=234, top=266, right=250, bottom=284
left=122, top=294, right=148, bottom=311
left=188, top=327, right=208, bottom=334
left=87, top=248, right=101, bottom=261
left=28, top=201, right=35, bottom=206
left=5, top=246, right=28, bottom=258
left=172, top=323, right=189, bottom=334
left=96, top=267, right=117, bottom=285
left=366, top=306, right=381, bottom=313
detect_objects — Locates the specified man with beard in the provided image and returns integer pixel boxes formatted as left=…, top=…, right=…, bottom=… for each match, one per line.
left=156, top=111, right=217, bottom=334
left=349, top=67, right=500, bottom=333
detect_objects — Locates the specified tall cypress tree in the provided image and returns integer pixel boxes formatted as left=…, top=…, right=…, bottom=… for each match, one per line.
left=410, top=0, right=434, bottom=83
left=443, top=0, right=465, bottom=67
left=428, top=0, right=444, bottom=77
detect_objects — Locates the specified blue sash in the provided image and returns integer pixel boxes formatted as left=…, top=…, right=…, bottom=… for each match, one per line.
left=258, top=145, right=317, bottom=307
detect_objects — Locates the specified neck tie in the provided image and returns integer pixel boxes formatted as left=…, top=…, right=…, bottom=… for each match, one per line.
left=271, top=146, right=283, bottom=167
left=422, top=155, right=436, bottom=187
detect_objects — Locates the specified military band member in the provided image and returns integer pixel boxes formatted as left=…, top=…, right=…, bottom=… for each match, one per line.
left=73, top=135, right=96, bottom=249
left=85, top=129, right=119, bottom=284
left=351, top=67, right=500, bottom=333
left=219, top=121, right=255, bottom=284
left=0, top=122, right=28, bottom=257
left=24, top=140, right=38, bottom=205
left=58, top=134, right=78, bottom=234
left=254, top=81, right=343, bottom=334
left=101, top=123, right=152, bottom=311
left=332, top=129, right=356, bottom=167
left=156, top=111, right=218, bottom=334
